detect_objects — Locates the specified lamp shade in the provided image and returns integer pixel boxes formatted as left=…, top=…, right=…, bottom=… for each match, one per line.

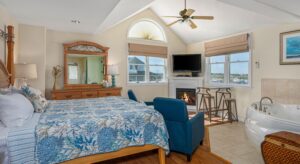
left=108, top=65, right=119, bottom=75
left=15, top=63, right=37, bottom=79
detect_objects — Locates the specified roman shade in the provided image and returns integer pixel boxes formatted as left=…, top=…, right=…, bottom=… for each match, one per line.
left=128, top=43, right=168, bottom=58
left=204, top=34, right=249, bottom=57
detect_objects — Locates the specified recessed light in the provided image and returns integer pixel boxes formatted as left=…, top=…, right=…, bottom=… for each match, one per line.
left=71, top=20, right=81, bottom=24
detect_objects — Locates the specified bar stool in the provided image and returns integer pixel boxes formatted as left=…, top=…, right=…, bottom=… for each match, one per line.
left=223, top=98, right=238, bottom=122
left=196, top=87, right=216, bottom=122
left=215, top=88, right=231, bottom=116
left=204, top=95, right=216, bottom=122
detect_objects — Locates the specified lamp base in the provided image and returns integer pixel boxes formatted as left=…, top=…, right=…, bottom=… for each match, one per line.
left=14, top=78, right=28, bottom=89
left=111, top=75, right=116, bottom=87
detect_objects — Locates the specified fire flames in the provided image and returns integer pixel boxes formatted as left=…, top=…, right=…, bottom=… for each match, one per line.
left=181, top=92, right=190, bottom=103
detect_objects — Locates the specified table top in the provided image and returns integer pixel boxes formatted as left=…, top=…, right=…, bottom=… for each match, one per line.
left=197, top=86, right=231, bottom=90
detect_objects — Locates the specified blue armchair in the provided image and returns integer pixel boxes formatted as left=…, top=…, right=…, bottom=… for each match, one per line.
left=127, top=89, right=154, bottom=106
left=153, top=97, right=205, bottom=161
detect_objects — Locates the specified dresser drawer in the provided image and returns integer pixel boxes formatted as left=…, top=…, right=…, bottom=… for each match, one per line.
left=98, top=90, right=120, bottom=97
left=82, top=91, right=98, bottom=98
left=54, top=92, right=82, bottom=100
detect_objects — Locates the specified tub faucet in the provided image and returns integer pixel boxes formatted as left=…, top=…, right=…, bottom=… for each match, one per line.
left=259, top=97, right=273, bottom=112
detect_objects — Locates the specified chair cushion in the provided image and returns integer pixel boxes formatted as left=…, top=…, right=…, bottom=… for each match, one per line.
left=154, top=97, right=188, bottom=122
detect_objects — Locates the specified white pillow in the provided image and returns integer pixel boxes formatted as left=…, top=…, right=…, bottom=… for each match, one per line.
left=0, top=93, right=34, bottom=127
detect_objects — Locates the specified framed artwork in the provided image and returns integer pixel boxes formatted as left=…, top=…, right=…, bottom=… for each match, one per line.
left=280, top=30, right=300, bottom=65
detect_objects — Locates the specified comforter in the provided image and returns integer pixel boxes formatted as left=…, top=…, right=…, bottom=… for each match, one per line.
left=35, top=96, right=169, bottom=164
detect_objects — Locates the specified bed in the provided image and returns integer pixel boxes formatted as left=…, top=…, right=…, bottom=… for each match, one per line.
left=0, top=26, right=168, bottom=164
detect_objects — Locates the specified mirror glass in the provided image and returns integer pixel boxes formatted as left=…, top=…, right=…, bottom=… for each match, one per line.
left=67, top=54, right=104, bottom=84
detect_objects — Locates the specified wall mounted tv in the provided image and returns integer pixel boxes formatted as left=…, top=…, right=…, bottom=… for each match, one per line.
left=172, top=54, right=201, bottom=72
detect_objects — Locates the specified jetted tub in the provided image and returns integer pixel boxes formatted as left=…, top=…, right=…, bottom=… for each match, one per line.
left=245, top=102, right=300, bottom=149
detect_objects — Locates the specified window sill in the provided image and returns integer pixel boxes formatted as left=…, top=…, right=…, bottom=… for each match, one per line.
left=206, top=83, right=252, bottom=89
left=127, top=82, right=168, bottom=86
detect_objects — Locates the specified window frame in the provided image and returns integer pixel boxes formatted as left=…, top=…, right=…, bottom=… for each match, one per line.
left=127, top=55, right=168, bottom=85
left=206, top=51, right=252, bottom=87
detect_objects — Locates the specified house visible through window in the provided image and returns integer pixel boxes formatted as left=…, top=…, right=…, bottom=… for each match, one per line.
left=128, top=56, right=167, bottom=83
left=206, top=51, right=251, bottom=86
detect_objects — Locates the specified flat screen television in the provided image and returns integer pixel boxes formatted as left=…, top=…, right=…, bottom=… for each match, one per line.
left=173, top=54, right=201, bottom=72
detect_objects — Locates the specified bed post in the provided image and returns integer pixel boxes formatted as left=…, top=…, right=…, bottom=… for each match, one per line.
left=6, top=25, right=14, bottom=84
left=158, top=148, right=166, bottom=164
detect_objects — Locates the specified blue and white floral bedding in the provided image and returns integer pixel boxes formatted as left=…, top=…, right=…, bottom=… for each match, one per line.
left=35, top=96, right=169, bottom=164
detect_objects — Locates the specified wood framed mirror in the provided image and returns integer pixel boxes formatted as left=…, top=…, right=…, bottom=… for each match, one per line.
left=64, top=41, right=109, bottom=89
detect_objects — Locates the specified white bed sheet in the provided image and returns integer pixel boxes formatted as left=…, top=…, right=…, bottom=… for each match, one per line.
left=0, top=121, right=9, bottom=164
left=0, top=113, right=41, bottom=164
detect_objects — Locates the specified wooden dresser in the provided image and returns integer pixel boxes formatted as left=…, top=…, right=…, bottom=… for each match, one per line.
left=51, top=87, right=122, bottom=100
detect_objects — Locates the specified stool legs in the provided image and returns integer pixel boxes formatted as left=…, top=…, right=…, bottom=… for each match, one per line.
left=224, top=99, right=238, bottom=123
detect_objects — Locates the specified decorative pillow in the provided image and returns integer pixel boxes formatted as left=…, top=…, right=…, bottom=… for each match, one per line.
left=0, top=93, right=34, bottom=127
left=21, top=86, right=48, bottom=113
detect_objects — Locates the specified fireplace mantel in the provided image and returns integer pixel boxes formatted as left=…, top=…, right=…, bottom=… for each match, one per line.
left=169, top=77, right=204, bottom=111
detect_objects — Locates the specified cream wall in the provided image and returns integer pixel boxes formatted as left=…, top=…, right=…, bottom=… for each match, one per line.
left=17, top=9, right=187, bottom=99
left=18, top=24, right=46, bottom=93
left=188, top=23, right=300, bottom=120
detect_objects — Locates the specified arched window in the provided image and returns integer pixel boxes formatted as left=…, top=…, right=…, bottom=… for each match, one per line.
left=128, top=20, right=166, bottom=42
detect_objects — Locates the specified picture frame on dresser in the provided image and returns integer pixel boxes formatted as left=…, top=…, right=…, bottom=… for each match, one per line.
left=280, top=30, right=300, bottom=65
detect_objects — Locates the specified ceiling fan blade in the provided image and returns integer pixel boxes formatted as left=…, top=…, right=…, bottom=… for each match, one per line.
left=185, top=9, right=195, bottom=16
left=189, top=20, right=197, bottom=29
left=163, top=16, right=182, bottom=18
left=167, top=20, right=181, bottom=27
left=191, top=16, right=214, bottom=20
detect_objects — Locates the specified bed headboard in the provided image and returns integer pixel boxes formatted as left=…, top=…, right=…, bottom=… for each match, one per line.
left=0, top=59, right=10, bottom=88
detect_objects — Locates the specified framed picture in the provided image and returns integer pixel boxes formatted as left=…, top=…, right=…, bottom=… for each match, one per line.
left=280, top=30, right=300, bottom=65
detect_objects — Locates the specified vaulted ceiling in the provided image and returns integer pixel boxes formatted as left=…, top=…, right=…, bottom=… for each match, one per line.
left=1, top=0, right=300, bottom=44
left=151, top=0, right=300, bottom=43
left=0, top=0, right=154, bottom=34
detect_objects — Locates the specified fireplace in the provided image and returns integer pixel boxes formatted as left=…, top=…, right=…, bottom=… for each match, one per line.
left=176, top=88, right=196, bottom=106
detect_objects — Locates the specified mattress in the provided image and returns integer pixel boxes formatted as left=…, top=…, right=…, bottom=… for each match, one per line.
left=0, top=113, right=41, bottom=164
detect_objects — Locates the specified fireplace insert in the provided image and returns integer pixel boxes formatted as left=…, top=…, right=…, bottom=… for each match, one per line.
left=176, top=88, right=196, bottom=106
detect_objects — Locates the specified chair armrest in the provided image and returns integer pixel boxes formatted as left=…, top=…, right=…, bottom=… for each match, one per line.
left=186, top=112, right=205, bottom=153
left=145, top=101, right=154, bottom=106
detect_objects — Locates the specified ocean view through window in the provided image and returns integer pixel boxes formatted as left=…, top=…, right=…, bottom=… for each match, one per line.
left=207, top=51, right=251, bottom=86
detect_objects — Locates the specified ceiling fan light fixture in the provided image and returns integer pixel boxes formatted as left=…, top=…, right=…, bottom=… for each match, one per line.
left=162, top=0, right=214, bottom=29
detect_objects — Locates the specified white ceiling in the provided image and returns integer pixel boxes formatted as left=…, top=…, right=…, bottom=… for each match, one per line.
left=1, top=0, right=300, bottom=43
left=151, top=0, right=300, bottom=43
left=0, top=0, right=154, bottom=34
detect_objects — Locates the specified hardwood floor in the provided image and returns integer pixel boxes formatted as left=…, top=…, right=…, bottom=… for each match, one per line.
left=99, top=127, right=231, bottom=164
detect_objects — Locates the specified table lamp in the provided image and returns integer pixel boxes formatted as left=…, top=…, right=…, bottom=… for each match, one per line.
left=14, top=63, right=37, bottom=88
left=108, top=64, right=119, bottom=87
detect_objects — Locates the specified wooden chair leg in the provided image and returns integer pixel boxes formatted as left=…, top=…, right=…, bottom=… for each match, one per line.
left=187, top=154, right=191, bottom=162
left=200, top=140, right=203, bottom=145
left=158, top=148, right=165, bottom=164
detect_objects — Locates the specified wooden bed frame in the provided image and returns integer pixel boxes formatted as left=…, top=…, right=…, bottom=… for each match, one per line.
left=0, top=25, right=166, bottom=164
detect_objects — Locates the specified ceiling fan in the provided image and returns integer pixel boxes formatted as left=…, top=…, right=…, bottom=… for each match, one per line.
left=163, top=0, right=214, bottom=29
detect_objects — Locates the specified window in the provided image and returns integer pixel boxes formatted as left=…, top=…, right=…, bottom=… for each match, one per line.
left=128, top=56, right=167, bottom=84
left=128, top=20, right=166, bottom=42
left=206, top=51, right=251, bottom=86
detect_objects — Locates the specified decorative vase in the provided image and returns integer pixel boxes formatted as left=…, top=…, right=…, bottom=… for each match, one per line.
left=53, top=78, right=57, bottom=90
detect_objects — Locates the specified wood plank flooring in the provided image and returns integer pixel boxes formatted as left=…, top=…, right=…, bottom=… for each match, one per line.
left=99, top=127, right=231, bottom=164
